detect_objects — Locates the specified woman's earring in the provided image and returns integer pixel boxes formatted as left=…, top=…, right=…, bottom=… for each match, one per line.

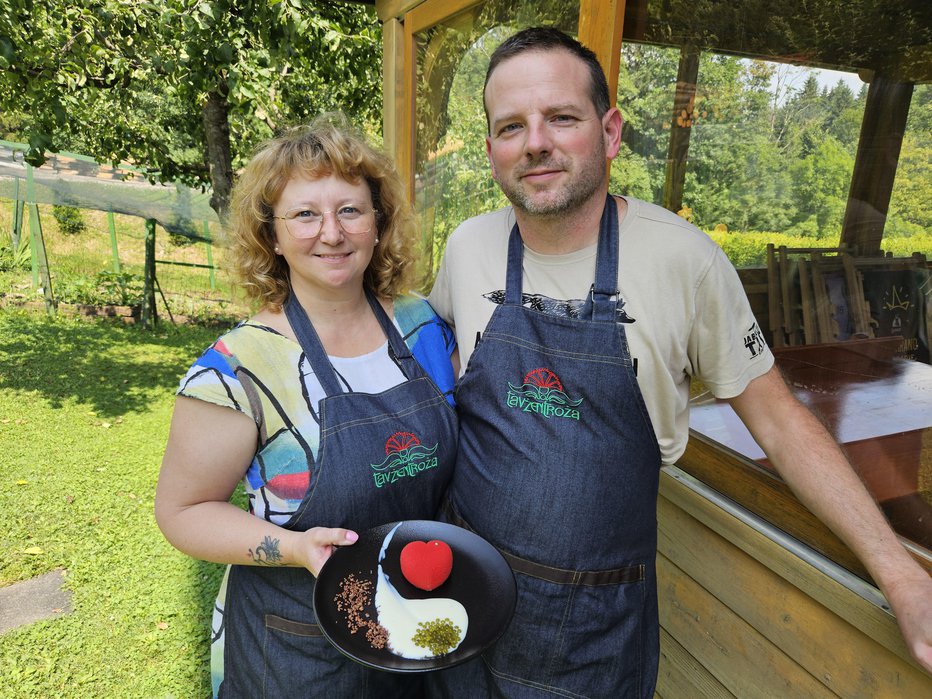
left=274, top=246, right=281, bottom=254
left=374, top=237, right=380, bottom=245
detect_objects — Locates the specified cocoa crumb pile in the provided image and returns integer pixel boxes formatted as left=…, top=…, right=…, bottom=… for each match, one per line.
left=333, top=573, right=388, bottom=649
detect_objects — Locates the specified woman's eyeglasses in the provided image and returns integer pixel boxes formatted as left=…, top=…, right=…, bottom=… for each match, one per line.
left=272, top=206, right=378, bottom=240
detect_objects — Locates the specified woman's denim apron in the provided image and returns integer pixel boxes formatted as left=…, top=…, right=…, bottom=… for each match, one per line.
left=219, top=289, right=458, bottom=698
left=429, top=195, right=661, bottom=698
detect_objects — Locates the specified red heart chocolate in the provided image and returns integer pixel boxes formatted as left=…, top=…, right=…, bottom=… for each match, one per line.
left=399, top=540, right=453, bottom=591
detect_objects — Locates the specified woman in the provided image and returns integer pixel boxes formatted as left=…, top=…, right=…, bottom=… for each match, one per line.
left=155, top=114, right=458, bottom=698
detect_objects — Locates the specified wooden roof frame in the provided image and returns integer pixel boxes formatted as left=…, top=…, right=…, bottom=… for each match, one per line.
left=376, top=0, right=625, bottom=203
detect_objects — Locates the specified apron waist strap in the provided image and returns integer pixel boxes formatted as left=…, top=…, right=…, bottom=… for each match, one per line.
left=442, top=500, right=643, bottom=587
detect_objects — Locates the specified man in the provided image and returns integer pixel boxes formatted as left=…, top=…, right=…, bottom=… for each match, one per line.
left=426, top=26, right=932, bottom=698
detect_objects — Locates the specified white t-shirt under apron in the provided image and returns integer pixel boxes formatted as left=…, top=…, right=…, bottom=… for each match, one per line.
left=429, top=196, right=774, bottom=465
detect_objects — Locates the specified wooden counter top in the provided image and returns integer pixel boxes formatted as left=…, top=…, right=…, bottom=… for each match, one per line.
left=684, top=338, right=932, bottom=576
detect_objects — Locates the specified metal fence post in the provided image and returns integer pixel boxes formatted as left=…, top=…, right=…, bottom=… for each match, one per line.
left=108, top=210, right=122, bottom=273
left=203, top=221, right=216, bottom=290
left=140, top=218, right=157, bottom=329
left=11, top=178, right=22, bottom=248
left=25, top=164, right=56, bottom=314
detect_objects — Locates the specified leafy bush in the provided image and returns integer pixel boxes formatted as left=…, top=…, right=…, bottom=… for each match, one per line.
left=882, top=234, right=932, bottom=258
left=51, top=205, right=87, bottom=236
left=706, top=230, right=932, bottom=268
left=54, top=271, right=144, bottom=306
left=0, top=234, right=31, bottom=271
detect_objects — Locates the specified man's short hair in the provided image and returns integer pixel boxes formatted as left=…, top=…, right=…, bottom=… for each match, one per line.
left=483, top=26, right=611, bottom=131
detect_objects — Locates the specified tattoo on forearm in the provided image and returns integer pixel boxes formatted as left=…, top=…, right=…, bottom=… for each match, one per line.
left=249, top=535, right=284, bottom=565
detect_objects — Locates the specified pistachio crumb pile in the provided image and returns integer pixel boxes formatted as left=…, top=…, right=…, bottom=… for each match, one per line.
left=411, top=617, right=462, bottom=656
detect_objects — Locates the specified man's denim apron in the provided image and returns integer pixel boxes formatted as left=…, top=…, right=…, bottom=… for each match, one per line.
left=430, top=195, right=661, bottom=698
left=219, top=289, right=458, bottom=698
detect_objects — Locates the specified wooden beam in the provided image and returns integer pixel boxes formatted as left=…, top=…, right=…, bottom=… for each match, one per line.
left=400, top=16, right=417, bottom=204
left=657, top=626, right=733, bottom=699
left=578, top=0, right=626, bottom=106
left=381, top=18, right=405, bottom=171
left=406, top=0, right=482, bottom=33
left=660, top=470, right=932, bottom=676
left=662, top=45, right=700, bottom=213
left=374, top=0, right=425, bottom=23
left=678, top=432, right=872, bottom=579
left=766, top=244, right=785, bottom=347
left=797, top=259, right=818, bottom=344
left=659, top=554, right=837, bottom=698
left=395, top=0, right=483, bottom=203
left=840, top=73, right=913, bottom=255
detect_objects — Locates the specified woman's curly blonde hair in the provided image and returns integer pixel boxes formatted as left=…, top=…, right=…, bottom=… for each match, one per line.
left=225, top=113, right=416, bottom=309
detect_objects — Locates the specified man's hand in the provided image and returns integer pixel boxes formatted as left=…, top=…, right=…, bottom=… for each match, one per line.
left=729, top=366, right=932, bottom=676
left=884, top=571, right=932, bottom=674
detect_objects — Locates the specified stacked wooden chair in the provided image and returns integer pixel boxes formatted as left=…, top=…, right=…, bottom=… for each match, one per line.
left=766, top=244, right=929, bottom=356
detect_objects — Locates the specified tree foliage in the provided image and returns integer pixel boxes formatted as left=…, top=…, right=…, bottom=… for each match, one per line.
left=0, top=0, right=382, bottom=218
left=412, top=30, right=929, bottom=276
left=610, top=42, right=930, bottom=239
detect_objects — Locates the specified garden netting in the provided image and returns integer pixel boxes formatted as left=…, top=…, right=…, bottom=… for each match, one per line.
left=0, top=140, right=220, bottom=241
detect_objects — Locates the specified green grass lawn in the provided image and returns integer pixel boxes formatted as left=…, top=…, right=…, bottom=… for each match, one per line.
left=0, top=309, right=230, bottom=697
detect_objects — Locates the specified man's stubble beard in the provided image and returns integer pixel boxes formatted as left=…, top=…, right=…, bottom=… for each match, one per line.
left=498, top=138, right=608, bottom=219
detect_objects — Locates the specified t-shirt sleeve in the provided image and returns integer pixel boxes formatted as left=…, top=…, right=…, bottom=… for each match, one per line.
left=427, top=254, right=455, bottom=328
left=688, top=246, right=774, bottom=398
left=176, top=340, right=258, bottom=423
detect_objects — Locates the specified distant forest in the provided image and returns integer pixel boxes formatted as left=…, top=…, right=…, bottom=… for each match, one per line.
left=417, top=40, right=930, bottom=274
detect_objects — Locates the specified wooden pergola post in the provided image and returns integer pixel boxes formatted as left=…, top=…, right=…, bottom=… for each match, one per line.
left=840, top=72, right=913, bottom=256
left=577, top=0, right=626, bottom=107
left=379, top=0, right=629, bottom=199
left=381, top=15, right=406, bottom=183
left=663, top=46, right=701, bottom=214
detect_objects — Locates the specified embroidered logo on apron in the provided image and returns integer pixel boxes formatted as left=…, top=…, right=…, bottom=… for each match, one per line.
left=505, top=367, right=584, bottom=421
left=370, top=431, right=440, bottom=488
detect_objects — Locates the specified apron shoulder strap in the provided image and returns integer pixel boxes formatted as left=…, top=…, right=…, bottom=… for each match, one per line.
left=365, top=289, right=426, bottom=381
left=590, top=193, right=620, bottom=322
left=283, top=292, right=343, bottom=396
left=284, top=288, right=426, bottom=398
left=504, top=222, right=525, bottom=306
left=504, top=193, right=620, bottom=321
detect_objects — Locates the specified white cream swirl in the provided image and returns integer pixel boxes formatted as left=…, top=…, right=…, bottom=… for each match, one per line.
left=374, top=523, right=468, bottom=659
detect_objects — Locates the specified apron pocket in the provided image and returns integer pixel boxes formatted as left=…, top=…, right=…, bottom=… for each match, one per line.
left=485, top=569, right=657, bottom=698
left=265, top=614, right=324, bottom=637
left=261, top=614, right=360, bottom=696
left=260, top=614, right=424, bottom=698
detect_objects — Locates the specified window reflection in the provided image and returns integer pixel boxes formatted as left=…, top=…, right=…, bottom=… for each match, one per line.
left=413, top=1, right=578, bottom=287
left=408, top=0, right=931, bottom=564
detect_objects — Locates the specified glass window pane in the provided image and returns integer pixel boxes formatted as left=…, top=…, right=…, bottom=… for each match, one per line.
left=408, top=0, right=931, bottom=564
left=413, top=0, right=578, bottom=288
left=613, top=0, right=932, bottom=559
left=615, top=0, right=930, bottom=267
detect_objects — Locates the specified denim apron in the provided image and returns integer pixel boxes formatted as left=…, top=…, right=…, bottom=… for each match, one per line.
left=430, top=195, right=661, bottom=698
left=219, top=289, right=458, bottom=698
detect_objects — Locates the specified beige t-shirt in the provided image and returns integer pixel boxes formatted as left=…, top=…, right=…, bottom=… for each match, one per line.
left=429, top=196, right=774, bottom=464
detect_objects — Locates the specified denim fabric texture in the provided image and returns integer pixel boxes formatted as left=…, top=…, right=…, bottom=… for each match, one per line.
left=220, top=289, right=458, bottom=697
left=428, top=195, right=662, bottom=698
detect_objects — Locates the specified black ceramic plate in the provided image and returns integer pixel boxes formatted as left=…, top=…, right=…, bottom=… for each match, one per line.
left=313, top=520, right=516, bottom=672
